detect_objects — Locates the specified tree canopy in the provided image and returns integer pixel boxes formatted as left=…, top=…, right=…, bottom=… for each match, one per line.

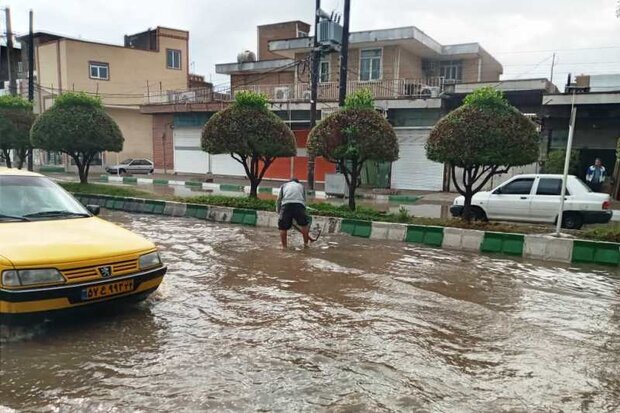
left=0, top=95, right=35, bottom=169
left=308, top=89, right=398, bottom=209
left=202, top=91, right=296, bottom=197
left=31, top=92, right=123, bottom=183
left=426, top=87, right=539, bottom=220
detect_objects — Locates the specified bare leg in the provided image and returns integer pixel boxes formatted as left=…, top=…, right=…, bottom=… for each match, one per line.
left=299, top=225, right=310, bottom=247
left=280, top=230, right=288, bottom=249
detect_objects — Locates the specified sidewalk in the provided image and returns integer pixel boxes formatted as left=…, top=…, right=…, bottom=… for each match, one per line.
left=45, top=169, right=620, bottom=210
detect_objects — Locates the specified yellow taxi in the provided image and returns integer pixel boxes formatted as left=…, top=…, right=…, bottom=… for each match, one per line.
left=0, top=168, right=166, bottom=323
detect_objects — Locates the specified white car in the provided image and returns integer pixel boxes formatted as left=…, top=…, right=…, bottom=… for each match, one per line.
left=105, top=158, right=154, bottom=175
left=450, top=174, right=612, bottom=229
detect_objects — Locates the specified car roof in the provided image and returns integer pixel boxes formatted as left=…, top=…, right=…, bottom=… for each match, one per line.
left=0, top=167, right=44, bottom=177
left=509, top=174, right=577, bottom=179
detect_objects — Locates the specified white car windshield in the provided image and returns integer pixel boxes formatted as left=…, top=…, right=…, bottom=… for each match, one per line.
left=121, top=159, right=133, bottom=164
left=0, top=176, right=90, bottom=221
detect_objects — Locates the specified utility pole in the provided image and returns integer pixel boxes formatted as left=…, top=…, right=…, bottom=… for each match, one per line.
left=307, top=0, right=321, bottom=190
left=549, top=52, right=556, bottom=85
left=5, top=7, right=17, bottom=96
left=27, top=9, right=35, bottom=171
left=338, top=0, right=350, bottom=107
left=555, top=90, right=577, bottom=237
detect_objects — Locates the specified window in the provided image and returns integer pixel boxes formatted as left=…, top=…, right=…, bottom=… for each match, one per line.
left=499, top=178, right=534, bottom=195
left=440, top=60, right=463, bottom=82
left=536, top=178, right=567, bottom=196
left=17, top=61, right=23, bottom=74
left=319, top=59, right=330, bottom=82
left=89, top=62, right=109, bottom=80
left=360, top=49, right=381, bottom=81
left=297, top=30, right=308, bottom=38
left=167, top=49, right=182, bottom=70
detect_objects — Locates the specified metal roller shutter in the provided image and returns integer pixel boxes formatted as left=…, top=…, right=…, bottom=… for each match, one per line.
left=391, top=128, right=444, bottom=191
left=173, top=127, right=245, bottom=176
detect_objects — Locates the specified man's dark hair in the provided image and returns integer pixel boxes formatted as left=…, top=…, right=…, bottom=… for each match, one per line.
left=291, top=178, right=300, bottom=183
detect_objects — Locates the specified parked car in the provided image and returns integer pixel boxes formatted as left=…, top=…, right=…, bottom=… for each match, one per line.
left=0, top=168, right=167, bottom=323
left=106, top=158, right=154, bottom=175
left=450, top=174, right=612, bottom=229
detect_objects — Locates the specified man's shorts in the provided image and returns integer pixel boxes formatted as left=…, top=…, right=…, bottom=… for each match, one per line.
left=278, top=203, right=309, bottom=230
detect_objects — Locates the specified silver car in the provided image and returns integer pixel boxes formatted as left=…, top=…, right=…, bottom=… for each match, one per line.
left=106, top=158, right=154, bottom=175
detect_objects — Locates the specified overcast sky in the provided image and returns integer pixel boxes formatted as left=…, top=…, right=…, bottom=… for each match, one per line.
left=4, top=0, right=620, bottom=89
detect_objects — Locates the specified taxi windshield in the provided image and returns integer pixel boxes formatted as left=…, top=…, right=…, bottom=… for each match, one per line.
left=0, top=175, right=90, bottom=221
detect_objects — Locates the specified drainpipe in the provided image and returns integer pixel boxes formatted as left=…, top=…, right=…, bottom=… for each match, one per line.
left=477, top=57, right=482, bottom=82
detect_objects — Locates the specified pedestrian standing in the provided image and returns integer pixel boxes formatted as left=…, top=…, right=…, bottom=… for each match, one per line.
left=585, top=158, right=606, bottom=192
left=276, top=178, right=310, bottom=249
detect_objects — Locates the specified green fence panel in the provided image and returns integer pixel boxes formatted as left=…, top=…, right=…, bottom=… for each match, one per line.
left=231, top=209, right=257, bottom=226
left=105, top=197, right=116, bottom=209
left=151, top=200, right=166, bottom=214
left=258, top=187, right=273, bottom=194
left=153, top=179, right=169, bottom=185
left=481, top=232, right=524, bottom=256
left=572, top=240, right=620, bottom=266
left=122, top=177, right=138, bottom=184
left=185, top=204, right=209, bottom=219
left=185, top=181, right=202, bottom=188
left=502, top=233, right=525, bottom=256
left=39, top=165, right=65, bottom=173
left=112, top=198, right=125, bottom=210
left=220, top=184, right=244, bottom=192
left=405, top=225, right=425, bottom=243
left=98, top=175, right=109, bottom=182
left=424, top=226, right=444, bottom=247
left=340, top=219, right=371, bottom=238
left=405, top=225, right=444, bottom=246
left=388, top=195, right=420, bottom=204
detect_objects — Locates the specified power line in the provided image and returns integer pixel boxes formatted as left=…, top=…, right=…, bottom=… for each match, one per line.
left=495, top=45, right=620, bottom=54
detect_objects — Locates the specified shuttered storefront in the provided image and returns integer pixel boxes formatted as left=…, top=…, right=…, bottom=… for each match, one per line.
left=173, top=127, right=245, bottom=176
left=390, top=128, right=444, bottom=191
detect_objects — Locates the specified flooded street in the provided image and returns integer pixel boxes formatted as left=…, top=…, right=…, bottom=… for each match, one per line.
left=1, top=210, right=619, bottom=412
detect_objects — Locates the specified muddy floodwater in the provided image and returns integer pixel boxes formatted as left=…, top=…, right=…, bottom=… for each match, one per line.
left=1, top=211, right=619, bottom=412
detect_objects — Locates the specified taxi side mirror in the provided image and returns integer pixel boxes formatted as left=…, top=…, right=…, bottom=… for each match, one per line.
left=86, top=205, right=100, bottom=216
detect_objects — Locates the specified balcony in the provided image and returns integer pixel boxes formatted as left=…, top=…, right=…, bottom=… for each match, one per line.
left=143, top=77, right=444, bottom=105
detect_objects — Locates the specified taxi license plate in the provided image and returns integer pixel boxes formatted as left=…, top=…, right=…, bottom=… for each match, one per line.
left=81, top=280, right=134, bottom=301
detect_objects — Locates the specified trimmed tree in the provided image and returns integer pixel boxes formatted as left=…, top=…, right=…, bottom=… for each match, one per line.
left=31, top=92, right=123, bottom=183
left=201, top=91, right=296, bottom=198
left=308, top=89, right=398, bottom=210
left=426, top=87, right=539, bottom=221
left=0, top=95, right=35, bottom=169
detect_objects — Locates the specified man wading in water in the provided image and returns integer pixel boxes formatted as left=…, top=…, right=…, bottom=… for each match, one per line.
left=276, top=178, right=310, bottom=249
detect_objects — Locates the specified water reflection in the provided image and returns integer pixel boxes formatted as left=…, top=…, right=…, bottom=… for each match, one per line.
left=1, top=210, right=618, bottom=412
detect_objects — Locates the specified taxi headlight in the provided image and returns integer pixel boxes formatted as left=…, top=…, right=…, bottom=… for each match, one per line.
left=2, top=269, right=65, bottom=287
left=139, top=251, right=161, bottom=270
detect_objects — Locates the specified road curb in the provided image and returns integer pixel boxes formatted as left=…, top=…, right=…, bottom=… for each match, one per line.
left=98, top=174, right=328, bottom=199
left=74, top=193, right=620, bottom=268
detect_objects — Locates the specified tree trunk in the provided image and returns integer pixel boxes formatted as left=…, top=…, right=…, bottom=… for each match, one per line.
left=462, top=188, right=473, bottom=223
left=15, top=149, right=28, bottom=169
left=249, top=179, right=258, bottom=198
left=2, top=149, right=11, bottom=168
left=72, top=153, right=89, bottom=184
left=78, top=165, right=88, bottom=184
left=348, top=167, right=358, bottom=210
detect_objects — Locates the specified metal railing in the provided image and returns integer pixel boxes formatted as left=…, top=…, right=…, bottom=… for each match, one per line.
left=143, top=77, right=445, bottom=105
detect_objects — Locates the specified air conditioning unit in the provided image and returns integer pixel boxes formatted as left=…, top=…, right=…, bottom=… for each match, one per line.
left=173, top=91, right=196, bottom=103
left=274, top=86, right=290, bottom=101
left=420, top=86, right=440, bottom=98
left=302, top=90, right=312, bottom=100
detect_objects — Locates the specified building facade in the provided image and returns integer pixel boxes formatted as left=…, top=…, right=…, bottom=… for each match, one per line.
left=141, top=20, right=504, bottom=190
left=18, top=27, right=189, bottom=169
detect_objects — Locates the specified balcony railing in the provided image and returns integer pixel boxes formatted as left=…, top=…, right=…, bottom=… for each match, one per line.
left=143, top=77, right=445, bottom=105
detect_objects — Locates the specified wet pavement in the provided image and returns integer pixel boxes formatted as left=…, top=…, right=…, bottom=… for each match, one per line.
left=1, top=210, right=619, bottom=412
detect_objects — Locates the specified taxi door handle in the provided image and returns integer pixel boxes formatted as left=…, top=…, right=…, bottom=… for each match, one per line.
left=520, top=196, right=528, bottom=200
